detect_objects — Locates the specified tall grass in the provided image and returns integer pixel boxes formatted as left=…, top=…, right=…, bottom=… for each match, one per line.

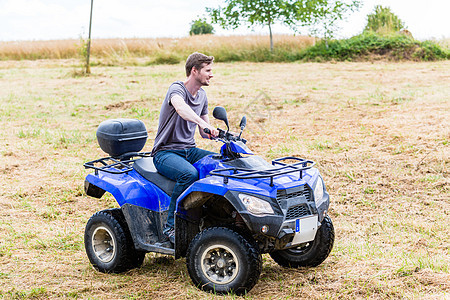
left=0, top=34, right=316, bottom=64
left=0, top=40, right=79, bottom=60
left=2, top=34, right=448, bottom=64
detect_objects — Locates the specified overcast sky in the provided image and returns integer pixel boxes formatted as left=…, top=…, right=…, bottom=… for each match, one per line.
left=1, top=0, right=449, bottom=41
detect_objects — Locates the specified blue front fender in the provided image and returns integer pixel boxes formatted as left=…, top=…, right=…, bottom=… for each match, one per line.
left=176, top=175, right=276, bottom=207
left=175, top=176, right=284, bottom=238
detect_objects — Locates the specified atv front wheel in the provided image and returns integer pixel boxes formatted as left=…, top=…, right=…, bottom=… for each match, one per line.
left=270, top=215, right=334, bottom=268
left=186, top=227, right=262, bottom=295
left=84, top=209, right=145, bottom=273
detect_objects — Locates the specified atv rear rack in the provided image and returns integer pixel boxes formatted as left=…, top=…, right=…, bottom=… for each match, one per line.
left=209, top=156, right=315, bottom=187
left=84, top=152, right=151, bottom=175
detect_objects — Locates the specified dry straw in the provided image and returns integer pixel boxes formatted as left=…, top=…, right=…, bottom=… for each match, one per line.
left=0, top=34, right=316, bottom=63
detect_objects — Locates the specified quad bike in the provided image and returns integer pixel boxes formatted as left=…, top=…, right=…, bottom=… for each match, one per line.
left=83, top=106, right=334, bottom=295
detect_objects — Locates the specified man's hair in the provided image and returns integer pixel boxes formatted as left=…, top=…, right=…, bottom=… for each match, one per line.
left=185, top=52, right=214, bottom=77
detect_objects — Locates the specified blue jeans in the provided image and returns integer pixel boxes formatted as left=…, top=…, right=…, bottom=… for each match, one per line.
left=153, top=147, right=215, bottom=229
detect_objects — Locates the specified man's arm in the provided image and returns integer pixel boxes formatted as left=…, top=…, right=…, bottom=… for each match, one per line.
left=199, top=114, right=214, bottom=138
left=171, top=95, right=218, bottom=137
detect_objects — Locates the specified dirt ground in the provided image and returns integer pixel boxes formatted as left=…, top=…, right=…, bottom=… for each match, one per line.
left=0, top=60, right=448, bottom=299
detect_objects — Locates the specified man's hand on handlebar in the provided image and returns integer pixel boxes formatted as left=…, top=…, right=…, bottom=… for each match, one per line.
left=204, top=128, right=246, bottom=143
left=202, top=126, right=219, bottom=139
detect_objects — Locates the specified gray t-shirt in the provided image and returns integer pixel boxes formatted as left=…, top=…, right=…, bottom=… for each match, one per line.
left=151, top=81, right=208, bottom=155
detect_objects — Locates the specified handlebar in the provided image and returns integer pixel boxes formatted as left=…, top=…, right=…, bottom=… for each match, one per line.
left=203, top=128, right=246, bottom=144
left=203, top=128, right=211, bottom=135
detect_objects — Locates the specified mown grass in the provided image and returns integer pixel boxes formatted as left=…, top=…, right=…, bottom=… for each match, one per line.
left=0, top=59, right=448, bottom=299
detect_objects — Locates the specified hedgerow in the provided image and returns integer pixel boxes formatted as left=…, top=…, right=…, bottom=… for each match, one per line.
left=299, top=32, right=450, bottom=62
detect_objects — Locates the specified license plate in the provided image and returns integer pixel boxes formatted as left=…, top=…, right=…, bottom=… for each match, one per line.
left=292, top=215, right=318, bottom=245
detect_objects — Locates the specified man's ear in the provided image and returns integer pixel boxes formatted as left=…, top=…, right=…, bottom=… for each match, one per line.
left=191, top=66, right=198, bottom=76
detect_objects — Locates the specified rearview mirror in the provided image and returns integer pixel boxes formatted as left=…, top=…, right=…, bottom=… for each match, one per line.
left=239, top=116, right=247, bottom=130
left=213, top=106, right=229, bottom=131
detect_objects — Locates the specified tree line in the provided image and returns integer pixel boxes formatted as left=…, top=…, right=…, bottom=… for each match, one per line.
left=191, top=1, right=411, bottom=51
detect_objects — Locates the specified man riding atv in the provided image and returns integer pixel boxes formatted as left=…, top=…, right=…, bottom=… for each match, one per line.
left=151, top=52, right=219, bottom=245
left=83, top=54, right=334, bottom=295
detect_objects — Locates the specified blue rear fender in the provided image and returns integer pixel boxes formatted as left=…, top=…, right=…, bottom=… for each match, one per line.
left=85, top=170, right=170, bottom=212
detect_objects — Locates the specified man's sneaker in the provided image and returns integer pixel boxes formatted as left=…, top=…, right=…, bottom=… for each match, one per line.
left=163, top=226, right=175, bottom=245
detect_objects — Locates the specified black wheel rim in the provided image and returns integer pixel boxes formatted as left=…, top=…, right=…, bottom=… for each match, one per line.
left=286, top=241, right=313, bottom=255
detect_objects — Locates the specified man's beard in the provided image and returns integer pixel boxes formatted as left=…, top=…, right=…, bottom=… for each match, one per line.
left=198, top=76, right=210, bottom=86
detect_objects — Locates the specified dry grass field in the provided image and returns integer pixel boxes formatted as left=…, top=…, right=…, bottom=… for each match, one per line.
left=0, top=59, right=448, bottom=299
left=0, top=35, right=315, bottom=63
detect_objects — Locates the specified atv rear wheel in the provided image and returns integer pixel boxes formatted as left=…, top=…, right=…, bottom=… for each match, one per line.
left=186, top=227, right=262, bottom=295
left=270, top=215, right=334, bottom=268
left=84, top=209, right=145, bottom=273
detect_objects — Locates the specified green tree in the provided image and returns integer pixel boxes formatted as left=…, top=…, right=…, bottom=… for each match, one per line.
left=364, top=5, right=405, bottom=35
left=189, top=18, right=215, bottom=35
left=207, top=0, right=360, bottom=52
left=309, top=0, right=361, bottom=47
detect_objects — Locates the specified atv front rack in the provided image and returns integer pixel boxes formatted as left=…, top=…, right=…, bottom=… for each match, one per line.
left=209, top=156, right=315, bottom=187
left=84, top=152, right=151, bottom=175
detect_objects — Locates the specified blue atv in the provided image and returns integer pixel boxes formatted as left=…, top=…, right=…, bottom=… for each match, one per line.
left=83, top=107, right=334, bottom=295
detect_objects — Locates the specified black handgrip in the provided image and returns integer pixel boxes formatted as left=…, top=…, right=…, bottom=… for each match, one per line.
left=203, top=128, right=211, bottom=134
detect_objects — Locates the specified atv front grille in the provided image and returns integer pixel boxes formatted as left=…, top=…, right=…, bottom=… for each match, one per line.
left=277, top=187, right=312, bottom=202
left=285, top=204, right=311, bottom=220
left=303, top=188, right=312, bottom=202
left=277, top=187, right=313, bottom=220
left=277, top=189, right=302, bottom=200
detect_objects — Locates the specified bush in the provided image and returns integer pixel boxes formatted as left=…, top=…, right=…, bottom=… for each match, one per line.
left=147, top=51, right=182, bottom=65
left=412, top=41, right=449, bottom=61
left=189, top=19, right=214, bottom=35
left=299, top=32, right=450, bottom=62
left=364, top=5, right=405, bottom=35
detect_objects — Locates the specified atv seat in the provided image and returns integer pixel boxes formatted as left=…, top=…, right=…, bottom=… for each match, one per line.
left=133, top=157, right=176, bottom=197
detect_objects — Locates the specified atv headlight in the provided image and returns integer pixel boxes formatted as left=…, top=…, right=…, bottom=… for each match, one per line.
left=314, top=176, right=325, bottom=207
left=238, top=194, right=274, bottom=216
